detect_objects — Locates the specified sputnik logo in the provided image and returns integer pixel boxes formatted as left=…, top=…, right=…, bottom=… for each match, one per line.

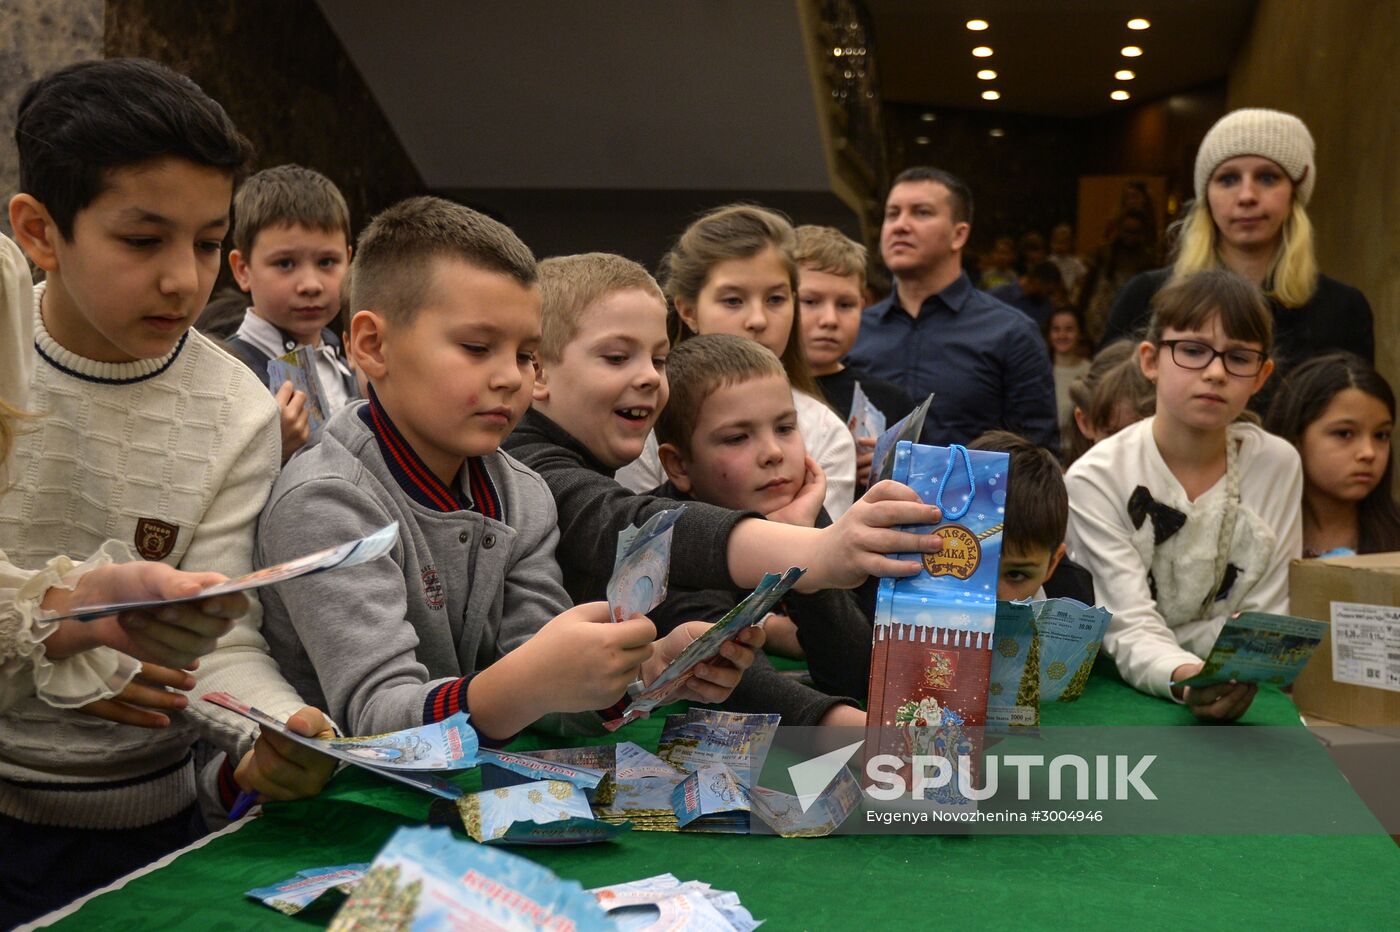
left=788, top=740, right=865, bottom=812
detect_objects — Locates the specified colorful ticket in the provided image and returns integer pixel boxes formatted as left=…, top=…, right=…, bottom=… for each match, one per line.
left=870, top=393, right=934, bottom=483
left=591, top=874, right=762, bottom=932
left=43, top=522, right=399, bottom=623
left=608, top=506, right=685, bottom=623
left=247, top=864, right=368, bottom=916
left=454, top=779, right=627, bottom=846
left=1175, top=611, right=1328, bottom=688
left=847, top=380, right=888, bottom=442
left=657, top=709, right=781, bottom=785
left=267, top=345, right=330, bottom=441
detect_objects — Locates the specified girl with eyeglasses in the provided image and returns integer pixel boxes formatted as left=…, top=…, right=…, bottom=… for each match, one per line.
left=1064, top=269, right=1302, bottom=722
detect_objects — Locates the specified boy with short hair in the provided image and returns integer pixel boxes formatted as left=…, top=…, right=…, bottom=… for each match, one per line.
left=225, top=164, right=359, bottom=462
left=255, top=198, right=756, bottom=742
left=652, top=334, right=870, bottom=725
left=794, top=225, right=913, bottom=486
left=967, top=429, right=1092, bottom=603
left=2, top=58, right=332, bottom=921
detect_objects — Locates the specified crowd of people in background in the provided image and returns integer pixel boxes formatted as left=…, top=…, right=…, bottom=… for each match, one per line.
left=0, top=56, right=1388, bottom=924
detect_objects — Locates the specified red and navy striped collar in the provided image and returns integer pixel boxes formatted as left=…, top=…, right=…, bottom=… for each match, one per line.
left=360, top=386, right=502, bottom=520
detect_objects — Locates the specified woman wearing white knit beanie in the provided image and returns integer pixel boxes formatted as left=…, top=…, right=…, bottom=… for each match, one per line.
left=1098, top=107, right=1374, bottom=409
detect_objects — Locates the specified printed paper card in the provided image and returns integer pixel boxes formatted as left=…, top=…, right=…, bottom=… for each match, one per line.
left=477, top=748, right=609, bottom=800
left=657, top=709, right=781, bottom=786
left=847, top=381, right=888, bottom=442
left=607, top=569, right=803, bottom=729
left=591, top=874, right=762, bottom=932
left=608, top=506, right=686, bottom=623
left=865, top=441, right=1008, bottom=808
left=247, top=864, right=369, bottom=916
left=44, top=523, right=399, bottom=623
left=202, top=693, right=471, bottom=800
left=1034, top=598, right=1112, bottom=701
left=987, top=600, right=1041, bottom=729
left=870, top=393, right=934, bottom=484
left=452, top=780, right=629, bottom=846
left=595, top=743, right=687, bottom=831
left=328, top=826, right=611, bottom=931
left=267, top=345, right=330, bottom=442
left=1175, top=611, right=1328, bottom=689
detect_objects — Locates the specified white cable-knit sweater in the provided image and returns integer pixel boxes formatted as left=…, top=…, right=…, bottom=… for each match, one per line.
left=1064, top=417, right=1303, bottom=699
left=0, top=284, right=307, bottom=829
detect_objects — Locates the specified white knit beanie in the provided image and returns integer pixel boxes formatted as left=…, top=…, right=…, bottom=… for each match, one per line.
left=1194, top=108, right=1315, bottom=205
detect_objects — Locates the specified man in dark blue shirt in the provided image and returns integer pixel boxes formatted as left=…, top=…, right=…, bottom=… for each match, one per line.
left=847, top=167, right=1059, bottom=452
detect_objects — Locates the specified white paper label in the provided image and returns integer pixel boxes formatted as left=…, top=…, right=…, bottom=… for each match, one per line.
left=1329, top=601, right=1400, bottom=693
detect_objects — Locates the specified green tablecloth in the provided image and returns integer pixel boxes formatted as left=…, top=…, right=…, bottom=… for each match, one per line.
left=46, top=661, right=1400, bottom=930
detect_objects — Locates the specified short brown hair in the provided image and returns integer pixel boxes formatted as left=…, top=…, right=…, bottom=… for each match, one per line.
left=351, top=196, right=536, bottom=323
left=537, top=253, right=665, bottom=363
left=233, top=164, right=350, bottom=256
left=794, top=225, right=867, bottom=284
left=968, top=430, right=1067, bottom=554
left=1062, top=342, right=1155, bottom=466
left=655, top=334, right=788, bottom=456
left=1147, top=268, right=1272, bottom=351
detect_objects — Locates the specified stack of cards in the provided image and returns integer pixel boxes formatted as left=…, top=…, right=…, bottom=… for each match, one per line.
left=591, top=874, right=762, bottom=932
left=594, top=742, right=688, bottom=832
left=672, top=764, right=753, bottom=833
left=246, top=864, right=369, bottom=916
left=657, top=709, right=781, bottom=786
left=328, top=826, right=611, bottom=931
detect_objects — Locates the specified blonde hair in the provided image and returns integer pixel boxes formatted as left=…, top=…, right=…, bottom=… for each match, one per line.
left=1170, top=198, right=1318, bottom=308
left=655, top=334, right=788, bottom=456
left=537, top=253, right=666, bottom=362
left=793, top=225, right=867, bottom=285
left=659, top=204, right=826, bottom=402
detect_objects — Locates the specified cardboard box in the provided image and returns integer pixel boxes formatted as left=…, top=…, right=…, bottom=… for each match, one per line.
left=1289, top=555, right=1400, bottom=726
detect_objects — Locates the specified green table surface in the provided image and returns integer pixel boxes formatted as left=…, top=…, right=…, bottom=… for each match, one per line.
left=46, top=659, right=1400, bottom=930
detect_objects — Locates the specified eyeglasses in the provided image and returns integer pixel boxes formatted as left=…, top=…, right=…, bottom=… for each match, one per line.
left=1159, top=340, right=1267, bottom=377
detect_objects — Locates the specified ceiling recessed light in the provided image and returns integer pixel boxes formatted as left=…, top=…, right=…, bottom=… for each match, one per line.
left=915, top=135, right=931, bottom=145
left=1115, top=69, right=1136, bottom=80
left=920, top=112, right=937, bottom=122
left=977, top=69, right=997, bottom=80
left=1121, top=45, right=1143, bottom=57
left=1127, top=18, right=1151, bottom=30
left=966, top=19, right=989, bottom=31
left=981, top=89, right=1001, bottom=101
left=1110, top=89, right=1131, bottom=101
left=972, top=46, right=993, bottom=57
left=989, top=128, right=1006, bottom=138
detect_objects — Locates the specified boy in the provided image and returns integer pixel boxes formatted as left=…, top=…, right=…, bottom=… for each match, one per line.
left=1, top=59, right=333, bottom=921
left=653, top=334, right=870, bottom=725
left=505, top=252, right=948, bottom=708
left=225, top=164, right=359, bottom=463
left=255, top=197, right=756, bottom=743
left=794, top=225, right=913, bottom=486
left=967, top=430, right=1093, bottom=603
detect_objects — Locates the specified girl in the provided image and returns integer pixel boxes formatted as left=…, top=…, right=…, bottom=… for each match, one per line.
left=1265, top=353, right=1400, bottom=558
left=1100, top=109, right=1373, bottom=410
left=1065, top=269, right=1302, bottom=721
left=1045, top=306, right=1092, bottom=426
left=1061, top=341, right=1155, bottom=467
left=616, top=205, right=857, bottom=517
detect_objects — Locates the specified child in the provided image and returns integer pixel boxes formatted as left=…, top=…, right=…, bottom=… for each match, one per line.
left=1062, top=341, right=1155, bottom=467
left=651, top=333, right=870, bottom=726
left=255, top=198, right=758, bottom=743
left=505, top=252, right=945, bottom=694
left=794, top=225, right=913, bottom=487
left=615, top=205, right=858, bottom=518
left=1065, top=269, right=1302, bottom=722
left=225, top=164, right=359, bottom=463
left=1045, top=306, right=1092, bottom=426
left=1265, top=353, right=1400, bottom=557
left=1, top=59, right=333, bottom=921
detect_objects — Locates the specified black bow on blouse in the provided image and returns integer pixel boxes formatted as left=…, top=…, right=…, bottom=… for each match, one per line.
left=1127, top=486, right=1186, bottom=545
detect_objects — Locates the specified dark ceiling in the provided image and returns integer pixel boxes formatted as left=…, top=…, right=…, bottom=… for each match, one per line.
left=868, top=0, right=1256, bottom=119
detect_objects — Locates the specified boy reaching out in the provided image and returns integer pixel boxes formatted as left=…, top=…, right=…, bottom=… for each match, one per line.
left=255, top=197, right=757, bottom=743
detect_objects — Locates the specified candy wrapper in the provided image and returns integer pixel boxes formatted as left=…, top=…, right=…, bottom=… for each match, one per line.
left=609, top=570, right=803, bottom=729
left=45, top=522, right=399, bottom=623
left=478, top=748, right=613, bottom=804
left=591, top=874, right=762, bottom=932
left=847, top=380, right=888, bottom=442
left=657, top=709, right=780, bottom=785
left=452, top=780, right=628, bottom=845
left=247, top=864, right=369, bottom=916
left=328, top=826, right=611, bottom=931
left=865, top=441, right=1007, bottom=809
left=267, top=345, right=329, bottom=441
left=1175, top=611, right=1327, bottom=689
left=870, top=393, right=934, bottom=484
left=609, top=506, right=685, bottom=623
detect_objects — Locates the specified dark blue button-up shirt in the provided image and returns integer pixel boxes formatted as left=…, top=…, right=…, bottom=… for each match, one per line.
left=846, top=272, right=1059, bottom=452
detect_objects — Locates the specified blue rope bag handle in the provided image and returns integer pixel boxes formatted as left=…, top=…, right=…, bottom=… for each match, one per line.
left=934, top=444, right=976, bottom=520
